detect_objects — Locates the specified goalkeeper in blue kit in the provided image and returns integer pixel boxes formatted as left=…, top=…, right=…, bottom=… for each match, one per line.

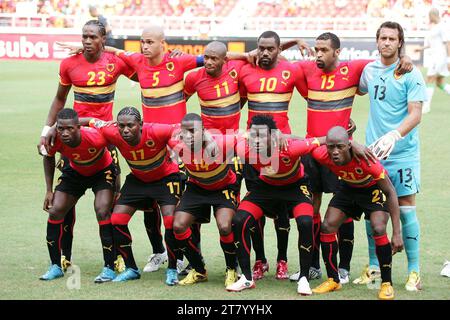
left=357, top=21, right=427, bottom=291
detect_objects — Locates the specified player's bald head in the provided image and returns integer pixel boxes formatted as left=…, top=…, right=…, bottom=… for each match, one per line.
left=142, top=25, right=165, bottom=40
left=205, top=41, right=227, bottom=58
left=326, top=126, right=349, bottom=144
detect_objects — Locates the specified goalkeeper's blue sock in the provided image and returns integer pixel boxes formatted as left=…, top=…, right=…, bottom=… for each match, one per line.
left=400, top=206, right=420, bottom=274
left=365, top=220, right=379, bottom=268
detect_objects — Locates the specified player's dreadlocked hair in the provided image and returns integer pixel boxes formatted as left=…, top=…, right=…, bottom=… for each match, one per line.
left=84, top=20, right=106, bottom=37
left=316, top=32, right=341, bottom=49
left=182, top=113, right=202, bottom=123
left=117, top=106, right=142, bottom=122
left=249, top=114, right=277, bottom=131
left=376, top=21, right=404, bottom=55
left=57, top=108, right=79, bottom=123
left=258, top=31, right=280, bottom=47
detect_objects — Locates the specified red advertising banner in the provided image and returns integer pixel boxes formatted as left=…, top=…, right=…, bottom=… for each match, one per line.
left=0, top=34, right=81, bottom=60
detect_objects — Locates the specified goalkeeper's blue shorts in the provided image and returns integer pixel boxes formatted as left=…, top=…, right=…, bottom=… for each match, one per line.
left=381, top=157, right=420, bottom=197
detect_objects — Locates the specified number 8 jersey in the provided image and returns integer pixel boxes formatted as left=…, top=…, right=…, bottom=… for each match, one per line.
left=59, top=52, right=136, bottom=121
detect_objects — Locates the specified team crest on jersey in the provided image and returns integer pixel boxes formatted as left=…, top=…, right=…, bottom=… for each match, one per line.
left=229, top=69, right=237, bottom=79
left=145, top=140, right=155, bottom=148
left=340, top=66, right=349, bottom=75
left=282, top=70, right=291, bottom=80
left=106, top=63, right=115, bottom=73
left=393, top=71, right=403, bottom=80
left=166, top=62, right=175, bottom=72
left=355, top=167, right=363, bottom=175
left=88, top=148, right=97, bottom=154
left=281, top=156, right=291, bottom=164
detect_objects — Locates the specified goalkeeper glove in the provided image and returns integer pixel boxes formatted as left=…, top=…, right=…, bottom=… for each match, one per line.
left=368, top=130, right=402, bottom=160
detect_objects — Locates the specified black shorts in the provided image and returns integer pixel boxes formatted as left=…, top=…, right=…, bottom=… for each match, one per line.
left=55, top=163, right=116, bottom=198
left=57, top=145, right=121, bottom=174
left=175, top=182, right=238, bottom=224
left=116, top=173, right=182, bottom=209
left=301, top=154, right=339, bottom=193
left=239, top=177, right=313, bottom=220
left=328, top=182, right=388, bottom=221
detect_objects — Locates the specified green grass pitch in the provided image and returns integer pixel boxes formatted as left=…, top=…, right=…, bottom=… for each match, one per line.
left=1, top=60, right=449, bottom=300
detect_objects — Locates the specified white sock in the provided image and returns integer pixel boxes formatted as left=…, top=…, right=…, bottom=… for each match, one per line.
left=444, top=84, right=450, bottom=95
left=423, top=86, right=434, bottom=113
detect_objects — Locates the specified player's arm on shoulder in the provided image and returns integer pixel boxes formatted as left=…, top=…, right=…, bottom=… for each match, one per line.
left=396, top=54, right=414, bottom=75
left=42, top=153, right=56, bottom=212
left=357, top=66, right=370, bottom=96
left=377, top=176, right=403, bottom=254
left=350, top=140, right=377, bottom=166
left=183, top=71, right=197, bottom=102
left=280, top=38, right=314, bottom=57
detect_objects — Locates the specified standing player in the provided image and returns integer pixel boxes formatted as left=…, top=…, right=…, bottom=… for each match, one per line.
left=238, top=31, right=307, bottom=279
left=184, top=41, right=247, bottom=134
left=228, top=115, right=322, bottom=295
left=359, top=21, right=427, bottom=292
left=39, top=20, right=137, bottom=274
left=310, top=126, right=403, bottom=300
left=40, top=109, right=117, bottom=283
left=415, top=7, right=450, bottom=114
left=170, top=113, right=239, bottom=287
left=286, top=33, right=412, bottom=283
left=88, top=107, right=183, bottom=284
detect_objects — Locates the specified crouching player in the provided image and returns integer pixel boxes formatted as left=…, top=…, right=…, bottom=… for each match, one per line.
left=40, top=109, right=117, bottom=283
left=169, top=113, right=238, bottom=287
left=311, top=126, right=404, bottom=299
left=89, top=107, right=182, bottom=284
left=228, top=115, right=324, bottom=295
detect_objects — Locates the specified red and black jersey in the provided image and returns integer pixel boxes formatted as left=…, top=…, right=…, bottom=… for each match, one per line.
left=48, top=127, right=112, bottom=176
left=296, top=60, right=371, bottom=138
left=312, top=145, right=387, bottom=188
left=239, top=60, right=306, bottom=134
left=184, top=60, right=247, bottom=133
left=117, top=51, right=202, bottom=124
left=237, top=138, right=320, bottom=186
left=169, top=134, right=237, bottom=190
left=59, top=52, right=135, bottom=121
left=93, top=122, right=179, bottom=183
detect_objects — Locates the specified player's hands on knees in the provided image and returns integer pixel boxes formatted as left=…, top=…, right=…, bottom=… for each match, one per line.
left=350, top=141, right=377, bottom=166
left=57, top=42, right=83, bottom=55
left=43, top=191, right=54, bottom=212
left=396, top=55, right=413, bottom=75
left=391, top=233, right=404, bottom=255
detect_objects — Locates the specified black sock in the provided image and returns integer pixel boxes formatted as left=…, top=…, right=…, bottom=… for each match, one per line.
left=338, top=218, right=354, bottom=271
left=275, top=214, right=290, bottom=262
left=112, top=224, right=138, bottom=270
left=191, top=223, right=202, bottom=252
left=143, top=202, right=165, bottom=254
left=164, top=229, right=178, bottom=269
left=374, top=234, right=392, bottom=284
left=47, top=219, right=63, bottom=267
left=320, top=232, right=339, bottom=282
left=312, top=214, right=321, bottom=269
left=220, top=233, right=237, bottom=269
left=175, top=228, right=206, bottom=274
left=61, top=206, right=75, bottom=261
left=99, top=222, right=115, bottom=270
left=296, top=215, right=313, bottom=278
left=251, top=216, right=266, bottom=263
left=232, top=210, right=256, bottom=280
